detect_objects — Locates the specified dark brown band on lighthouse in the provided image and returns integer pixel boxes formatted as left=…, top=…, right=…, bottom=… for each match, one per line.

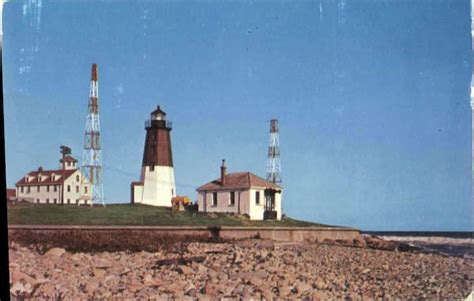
left=142, top=120, right=173, bottom=167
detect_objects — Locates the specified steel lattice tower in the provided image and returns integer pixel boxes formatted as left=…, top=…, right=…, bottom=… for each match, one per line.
left=266, top=119, right=282, bottom=184
left=82, top=63, right=105, bottom=206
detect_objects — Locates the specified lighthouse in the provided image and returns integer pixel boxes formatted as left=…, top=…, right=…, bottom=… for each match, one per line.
left=131, top=105, right=176, bottom=206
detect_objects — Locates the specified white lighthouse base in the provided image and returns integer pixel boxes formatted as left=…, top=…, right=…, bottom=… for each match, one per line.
left=133, top=165, right=176, bottom=207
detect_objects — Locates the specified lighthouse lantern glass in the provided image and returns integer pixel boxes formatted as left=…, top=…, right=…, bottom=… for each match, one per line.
left=152, top=111, right=165, bottom=121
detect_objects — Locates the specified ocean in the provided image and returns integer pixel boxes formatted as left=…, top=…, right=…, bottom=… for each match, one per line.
left=363, top=231, right=474, bottom=258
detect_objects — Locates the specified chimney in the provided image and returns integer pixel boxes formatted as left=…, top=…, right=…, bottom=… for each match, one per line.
left=220, top=159, right=226, bottom=185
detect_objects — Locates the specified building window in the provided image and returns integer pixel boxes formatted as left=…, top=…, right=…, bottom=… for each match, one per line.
left=54, top=185, right=57, bottom=192
left=27, top=187, right=30, bottom=193
left=256, top=191, right=260, bottom=205
left=76, top=199, right=79, bottom=205
left=36, top=199, right=39, bottom=204
left=85, top=200, right=88, bottom=205
left=67, top=199, right=70, bottom=204
left=67, top=162, right=71, bottom=167
left=229, top=191, right=235, bottom=206
left=67, top=185, right=71, bottom=192
left=212, top=192, right=217, bottom=207
left=150, top=165, right=155, bottom=172
left=84, top=186, right=88, bottom=193
left=20, top=187, right=24, bottom=193
left=45, top=199, right=48, bottom=204
left=37, top=186, right=40, bottom=192
left=54, top=198, right=57, bottom=204
left=76, top=186, right=79, bottom=193
left=47, top=185, right=50, bottom=192
left=76, top=175, right=80, bottom=182
left=212, top=192, right=218, bottom=206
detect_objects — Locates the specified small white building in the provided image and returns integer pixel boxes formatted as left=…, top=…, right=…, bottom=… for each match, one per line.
left=15, top=154, right=92, bottom=205
left=196, top=160, right=283, bottom=220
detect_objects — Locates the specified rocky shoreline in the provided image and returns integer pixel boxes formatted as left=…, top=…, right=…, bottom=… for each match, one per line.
left=9, top=236, right=474, bottom=299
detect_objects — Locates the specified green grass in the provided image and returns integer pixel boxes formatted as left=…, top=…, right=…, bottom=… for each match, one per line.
left=7, top=203, right=334, bottom=227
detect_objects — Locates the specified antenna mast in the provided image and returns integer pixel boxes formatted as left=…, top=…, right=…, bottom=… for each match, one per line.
left=266, top=119, right=282, bottom=184
left=82, top=63, right=105, bottom=206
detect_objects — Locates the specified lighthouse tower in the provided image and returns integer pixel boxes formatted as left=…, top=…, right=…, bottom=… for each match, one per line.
left=131, top=105, right=176, bottom=206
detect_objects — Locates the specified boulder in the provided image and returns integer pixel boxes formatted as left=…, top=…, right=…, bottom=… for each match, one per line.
left=296, top=281, right=312, bottom=295
left=44, top=248, right=66, bottom=257
left=10, top=282, right=29, bottom=296
left=10, top=270, right=37, bottom=287
left=184, top=282, right=197, bottom=296
left=179, top=265, right=194, bottom=275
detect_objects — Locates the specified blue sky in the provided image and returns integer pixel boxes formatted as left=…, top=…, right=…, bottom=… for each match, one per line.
left=3, top=0, right=472, bottom=231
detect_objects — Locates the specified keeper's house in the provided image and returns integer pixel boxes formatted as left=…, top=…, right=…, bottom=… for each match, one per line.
left=15, top=152, right=92, bottom=205
left=196, top=160, right=282, bottom=220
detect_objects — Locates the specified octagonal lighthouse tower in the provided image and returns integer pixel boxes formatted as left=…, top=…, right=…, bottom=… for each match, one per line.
left=131, top=106, right=176, bottom=206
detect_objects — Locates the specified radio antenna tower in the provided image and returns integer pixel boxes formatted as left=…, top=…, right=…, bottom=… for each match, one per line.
left=82, top=63, right=105, bottom=206
left=266, top=119, right=282, bottom=184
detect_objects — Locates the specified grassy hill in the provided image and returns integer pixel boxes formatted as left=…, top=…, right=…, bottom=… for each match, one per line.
left=7, top=203, right=333, bottom=227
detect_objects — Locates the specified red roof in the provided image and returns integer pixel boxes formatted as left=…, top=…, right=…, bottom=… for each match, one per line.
left=6, top=189, right=16, bottom=198
left=16, top=169, right=77, bottom=186
left=196, top=172, right=282, bottom=191
left=60, top=155, right=77, bottom=163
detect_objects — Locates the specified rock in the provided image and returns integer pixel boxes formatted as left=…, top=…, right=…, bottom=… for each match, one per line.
left=44, top=248, right=66, bottom=257
left=7, top=236, right=473, bottom=299
left=197, top=264, right=207, bottom=273
left=315, top=278, right=327, bottom=290
left=231, top=284, right=245, bottom=295
left=312, top=290, right=327, bottom=300
left=85, top=281, right=99, bottom=294
left=250, top=277, right=263, bottom=287
left=179, top=265, right=194, bottom=275
left=296, top=281, right=312, bottom=295
left=10, top=270, right=37, bottom=287
left=93, top=268, right=106, bottom=278
left=11, top=281, right=34, bottom=296
left=127, top=283, right=144, bottom=293
left=208, top=269, right=218, bottom=279
left=204, top=282, right=216, bottom=295
left=230, top=271, right=267, bottom=281
left=257, top=286, right=273, bottom=300
left=143, top=274, right=154, bottom=286
left=218, top=273, right=229, bottom=281
left=233, top=252, right=243, bottom=264
left=119, top=268, right=132, bottom=276
left=256, top=240, right=275, bottom=250
left=279, top=285, right=294, bottom=297
left=184, top=282, right=197, bottom=296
